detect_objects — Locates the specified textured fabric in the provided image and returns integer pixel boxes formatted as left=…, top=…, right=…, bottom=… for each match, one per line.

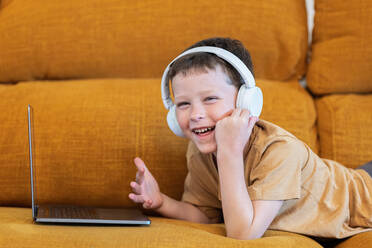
left=0, top=207, right=323, bottom=248
left=182, top=120, right=372, bottom=238
left=308, top=0, right=372, bottom=95
left=0, top=78, right=316, bottom=207
left=0, top=0, right=307, bottom=83
left=0, top=79, right=189, bottom=207
left=316, top=94, right=372, bottom=169
left=335, top=231, right=372, bottom=248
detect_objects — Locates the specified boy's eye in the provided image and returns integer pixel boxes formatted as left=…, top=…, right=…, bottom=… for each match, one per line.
left=176, top=102, right=189, bottom=108
left=205, top=97, right=218, bottom=102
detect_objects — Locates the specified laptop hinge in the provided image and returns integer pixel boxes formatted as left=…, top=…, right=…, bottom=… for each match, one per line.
left=34, top=205, right=38, bottom=220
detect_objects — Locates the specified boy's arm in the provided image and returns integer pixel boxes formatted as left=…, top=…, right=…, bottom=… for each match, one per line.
left=156, top=193, right=215, bottom=224
left=217, top=151, right=283, bottom=239
left=215, top=109, right=283, bottom=239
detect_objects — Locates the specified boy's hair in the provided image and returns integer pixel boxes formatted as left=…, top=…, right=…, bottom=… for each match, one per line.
left=168, top=37, right=254, bottom=89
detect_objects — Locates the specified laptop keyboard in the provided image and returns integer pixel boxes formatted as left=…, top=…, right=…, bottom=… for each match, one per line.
left=48, top=206, right=98, bottom=219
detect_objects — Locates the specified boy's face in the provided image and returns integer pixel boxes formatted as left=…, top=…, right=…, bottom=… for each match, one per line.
left=172, top=65, right=238, bottom=154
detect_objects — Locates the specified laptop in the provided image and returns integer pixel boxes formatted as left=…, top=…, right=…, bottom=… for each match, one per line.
left=27, top=105, right=151, bottom=225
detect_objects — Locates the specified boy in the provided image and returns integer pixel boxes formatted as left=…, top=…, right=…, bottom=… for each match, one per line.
left=128, top=37, right=372, bottom=240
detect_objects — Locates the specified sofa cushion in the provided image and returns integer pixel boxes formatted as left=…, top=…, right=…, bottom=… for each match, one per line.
left=308, top=0, right=372, bottom=95
left=334, top=231, right=372, bottom=248
left=0, top=79, right=189, bottom=207
left=316, top=94, right=372, bottom=168
left=0, top=207, right=322, bottom=248
left=0, top=79, right=316, bottom=207
left=0, top=0, right=307, bottom=83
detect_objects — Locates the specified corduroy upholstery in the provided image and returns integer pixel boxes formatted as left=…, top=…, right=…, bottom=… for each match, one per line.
left=308, top=0, right=372, bottom=94
left=0, top=0, right=371, bottom=247
left=316, top=95, right=372, bottom=169
left=0, top=0, right=307, bottom=82
left=0, top=207, right=322, bottom=248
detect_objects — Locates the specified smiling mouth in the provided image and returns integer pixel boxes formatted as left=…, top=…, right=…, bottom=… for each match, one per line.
left=192, top=126, right=216, bottom=135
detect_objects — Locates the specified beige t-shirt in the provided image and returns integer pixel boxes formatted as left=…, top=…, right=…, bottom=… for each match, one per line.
left=181, top=120, right=372, bottom=238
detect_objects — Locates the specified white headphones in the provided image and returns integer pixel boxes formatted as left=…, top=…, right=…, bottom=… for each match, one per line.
left=161, top=46, right=263, bottom=137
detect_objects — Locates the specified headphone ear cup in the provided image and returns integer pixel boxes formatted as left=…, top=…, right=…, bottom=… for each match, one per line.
left=167, top=105, right=185, bottom=137
left=236, top=85, right=263, bottom=117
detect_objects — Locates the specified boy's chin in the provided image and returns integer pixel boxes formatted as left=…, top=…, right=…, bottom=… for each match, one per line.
left=193, top=142, right=217, bottom=154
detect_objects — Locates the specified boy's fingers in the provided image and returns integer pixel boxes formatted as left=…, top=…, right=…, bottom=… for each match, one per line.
left=240, top=109, right=251, bottom=119
left=134, top=157, right=147, bottom=171
left=135, top=171, right=144, bottom=185
left=231, top=108, right=242, bottom=118
left=128, top=193, right=145, bottom=204
left=143, top=200, right=152, bottom=209
left=248, top=116, right=259, bottom=128
left=130, top=181, right=142, bottom=194
left=134, top=157, right=146, bottom=184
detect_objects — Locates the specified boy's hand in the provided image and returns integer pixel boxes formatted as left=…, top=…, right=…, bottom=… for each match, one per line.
left=215, top=108, right=258, bottom=156
left=128, top=157, right=164, bottom=209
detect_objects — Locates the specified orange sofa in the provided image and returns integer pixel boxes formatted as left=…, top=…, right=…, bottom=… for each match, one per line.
left=0, top=0, right=371, bottom=247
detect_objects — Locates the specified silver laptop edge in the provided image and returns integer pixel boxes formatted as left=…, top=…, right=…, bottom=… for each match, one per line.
left=27, top=105, right=36, bottom=220
left=36, top=218, right=146, bottom=224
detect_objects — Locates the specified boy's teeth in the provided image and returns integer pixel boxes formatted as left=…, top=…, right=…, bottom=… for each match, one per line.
left=194, top=127, right=214, bottom=134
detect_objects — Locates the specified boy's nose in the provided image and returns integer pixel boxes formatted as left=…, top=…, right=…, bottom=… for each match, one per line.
left=190, top=105, right=205, bottom=121
left=190, top=113, right=204, bottom=121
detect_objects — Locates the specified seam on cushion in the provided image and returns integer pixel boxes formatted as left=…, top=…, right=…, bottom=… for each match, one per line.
left=0, top=0, right=12, bottom=10
left=323, top=97, right=335, bottom=161
left=305, top=86, right=318, bottom=152
left=330, top=97, right=337, bottom=162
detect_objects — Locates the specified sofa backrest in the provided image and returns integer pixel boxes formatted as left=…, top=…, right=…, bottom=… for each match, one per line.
left=0, top=0, right=308, bottom=83
left=0, top=79, right=190, bottom=207
left=308, top=0, right=372, bottom=95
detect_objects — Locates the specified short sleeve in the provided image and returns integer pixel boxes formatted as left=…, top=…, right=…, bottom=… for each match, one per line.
left=247, top=138, right=308, bottom=201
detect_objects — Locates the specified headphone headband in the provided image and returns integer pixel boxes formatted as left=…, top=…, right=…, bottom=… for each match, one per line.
left=161, top=46, right=256, bottom=110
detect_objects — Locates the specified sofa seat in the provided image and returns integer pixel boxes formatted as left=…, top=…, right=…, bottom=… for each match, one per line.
left=0, top=207, right=322, bottom=248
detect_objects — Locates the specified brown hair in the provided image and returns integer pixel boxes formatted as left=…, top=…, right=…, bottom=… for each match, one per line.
left=168, top=37, right=254, bottom=88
